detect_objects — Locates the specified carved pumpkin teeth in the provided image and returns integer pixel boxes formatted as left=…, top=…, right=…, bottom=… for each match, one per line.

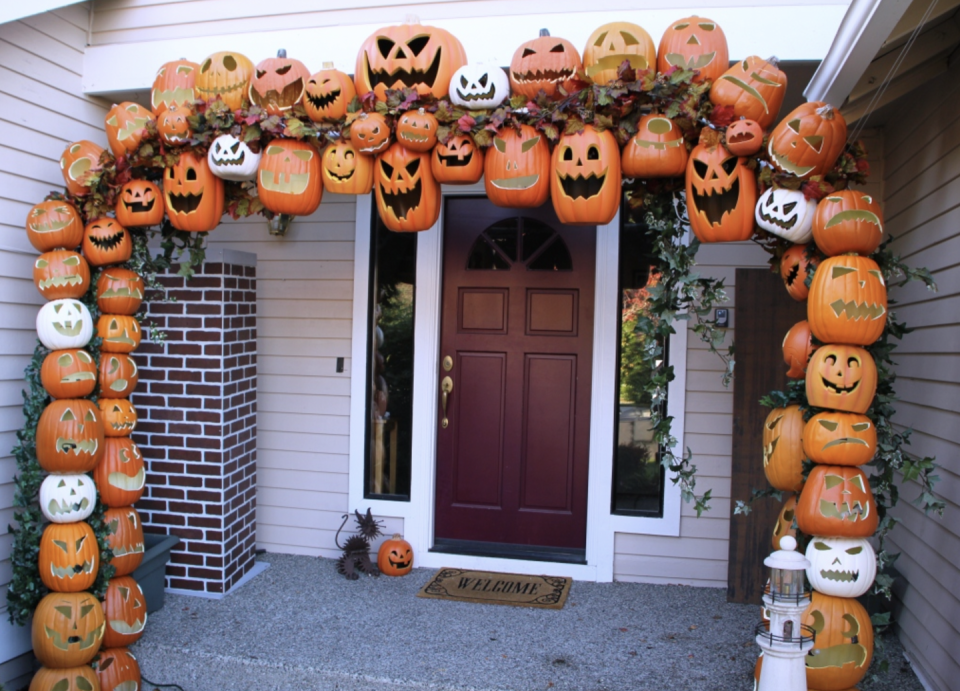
left=259, top=171, right=310, bottom=195
left=366, top=47, right=442, bottom=90
left=727, top=131, right=756, bottom=144
left=196, top=81, right=245, bottom=96
left=437, top=151, right=473, bottom=167
left=167, top=190, right=204, bottom=214
left=250, top=78, right=304, bottom=111
left=306, top=89, right=340, bottom=109
left=557, top=169, right=607, bottom=200
left=50, top=560, right=95, bottom=578
left=89, top=231, right=125, bottom=251
left=30, top=220, right=70, bottom=233
left=665, top=51, right=716, bottom=70
left=123, top=198, right=155, bottom=213
left=819, top=568, right=860, bottom=582
left=512, top=67, right=575, bottom=84
left=828, top=300, right=886, bottom=321
left=326, top=169, right=354, bottom=181
left=358, top=138, right=390, bottom=155
left=693, top=177, right=740, bottom=226
left=112, top=542, right=145, bottom=557
left=400, top=132, right=430, bottom=143
left=768, top=140, right=816, bottom=177
left=634, top=138, right=682, bottom=151
left=109, top=617, right=146, bottom=635
left=39, top=275, right=84, bottom=291
left=820, top=376, right=859, bottom=394
left=47, top=497, right=90, bottom=515
left=379, top=178, right=422, bottom=220
left=456, top=83, right=497, bottom=101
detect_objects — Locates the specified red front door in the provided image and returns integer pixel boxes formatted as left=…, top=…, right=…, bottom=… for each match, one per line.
left=434, top=197, right=595, bottom=551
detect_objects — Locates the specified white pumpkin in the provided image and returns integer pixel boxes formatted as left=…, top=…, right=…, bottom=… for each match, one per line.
left=36, top=299, right=93, bottom=350
left=208, top=133, right=261, bottom=181
left=40, top=473, right=97, bottom=523
left=449, top=62, right=510, bottom=110
left=755, top=187, right=817, bottom=243
left=805, top=536, right=877, bottom=598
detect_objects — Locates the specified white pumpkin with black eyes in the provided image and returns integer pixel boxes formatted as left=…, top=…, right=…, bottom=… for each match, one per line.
left=449, top=62, right=510, bottom=110
left=755, top=187, right=817, bottom=243
left=39, top=473, right=97, bottom=523
left=208, top=133, right=261, bottom=181
left=805, top=536, right=877, bottom=598
left=36, top=299, right=93, bottom=350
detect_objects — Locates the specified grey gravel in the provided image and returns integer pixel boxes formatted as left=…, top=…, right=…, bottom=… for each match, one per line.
left=132, top=553, right=925, bottom=691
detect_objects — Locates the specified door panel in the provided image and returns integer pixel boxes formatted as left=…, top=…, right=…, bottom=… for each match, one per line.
left=453, top=352, right=505, bottom=508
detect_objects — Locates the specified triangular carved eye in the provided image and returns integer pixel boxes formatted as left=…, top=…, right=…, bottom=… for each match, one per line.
left=832, top=266, right=856, bottom=279
left=407, top=35, right=430, bottom=56
left=377, top=38, right=395, bottom=58
left=621, top=32, right=639, bottom=46
left=818, top=420, right=839, bottom=431
left=593, top=31, right=608, bottom=47
left=550, top=44, right=565, bottom=53
left=787, top=118, right=801, bottom=133
left=522, top=48, right=536, bottom=58
left=380, top=160, right=394, bottom=177
left=803, top=135, right=824, bottom=153
left=521, top=136, right=541, bottom=153
left=852, top=422, right=871, bottom=432
left=405, top=159, right=420, bottom=176
left=60, top=409, right=76, bottom=422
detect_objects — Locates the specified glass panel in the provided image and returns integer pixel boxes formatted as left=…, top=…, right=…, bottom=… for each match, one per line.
left=527, top=237, right=572, bottom=271
left=485, top=218, right=519, bottom=262
left=521, top=218, right=553, bottom=261
left=366, top=211, right=416, bottom=500
left=467, top=236, right=511, bottom=270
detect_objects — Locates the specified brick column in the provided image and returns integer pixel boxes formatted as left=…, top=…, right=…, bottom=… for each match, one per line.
left=133, top=249, right=257, bottom=595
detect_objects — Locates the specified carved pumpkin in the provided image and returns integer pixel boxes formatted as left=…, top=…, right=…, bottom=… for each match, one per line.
left=755, top=187, right=817, bottom=243
left=60, top=141, right=105, bottom=197
left=396, top=108, right=438, bottom=153
left=196, top=51, right=255, bottom=110
left=248, top=49, right=310, bottom=115
left=102, top=576, right=148, bottom=647
left=812, top=191, right=884, bottom=257
left=304, top=63, right=357, bottom=122
left=771, top=494, right=798, bottom=550
left=375, top=143, right=440, bottom=232
left=115, top=180, right=164, bottom=227
left=96, top=648, right=140, bottom=691
left=622, top=115, right=688, bottom=178
left=104, top=102, right=154, bottom=158
left=36, top=299, right=94, bottom=351
left=257, top=140, right=323, bottom=215
left=104, top=507, right=145, bottom=576
left=83, top=218, right=131, bottom=267
left=796, top=465, right=878, bottom=538
left=26, top=201, right=84, bottom=252
left=36, top=399, right=104, bottom=472
left=34, top=250, right=90, bottom=300
left=322, top=140, right=374, bottom=195
left=582, top=21, right=656, bottom=85
left=94, top=437, right=145, bottom=507
left=97, top=268, right=144, bottom=315
left=780, top=243, right=819, bottom=301
left=762, top=405, right=805, bottom=492
left=32, top=591, right=105, bottom=668
left=98, top=353, right=139, bottom=399
left=355, top=20, right=467, bottom=101
left=39, top=473, right=96, bottom=524
left=725, top=119, right=764, bottom=157
left=802, top=592, right=874, bottom=689
left=431, top=134, right=484, bottom=184
left=783, top=320, right=814, bottom=379
left=710, top=56, right=787, bottom=129
left=377, top=534, right=413, bottom=576
left=28, top=665, right=100, bottom=691
left=808, top=255, right=887, bottom=346
left=449, top=62, right=510, bottom=110
left=685, top=142, right=757, bottom=242
left=805, top=537, right=876, bottom=598
left=805, top=345, right=877, bottom=414
left=551, top=125, right=621, bottom=225
left=41, top=349, right=97, bottom=400
left=804, top=412, right=877, bottom=467
left=484, top=124, right=551, bottom=208
left=98, top=398, right=138, bottom=438
left=657, top=17, right=728, bottom=83
left=164, top=151, right=224, bottom=232
left=152, top=58, right=200, bottom=116
left=157, top=105, right=192, bottom=145
left=769, top=102, right=848, bottom=178
left=349, top=112, right=391, bottom=156
left=208, top=133, right=261, bottom=182
left=39, top=521, right=98, bottom=593
left=97, top=315, right=142, bottom=354
left=510, top=29, right=583, bottom=100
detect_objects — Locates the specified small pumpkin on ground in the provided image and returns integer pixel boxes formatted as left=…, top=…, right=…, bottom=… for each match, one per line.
left=378, top=534, right=414, bottom=576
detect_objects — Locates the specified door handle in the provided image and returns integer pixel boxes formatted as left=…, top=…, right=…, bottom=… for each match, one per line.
left=440, top=376, right=453, bottom=428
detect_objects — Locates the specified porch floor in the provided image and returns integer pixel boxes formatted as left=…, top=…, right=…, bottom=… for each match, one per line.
left=131, top=553, right=924, bottom=691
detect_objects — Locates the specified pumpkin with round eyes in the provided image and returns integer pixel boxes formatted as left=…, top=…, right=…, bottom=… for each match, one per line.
left=804, top=412, right=877, bottom=467
left=41, top=348, right=97, bottom=400
left=39, top=521, right=99, bottom=593
left=32, top=591, right=105, bottom=668
left=622, top=114, right=688, bottom=178
left=431, top=134, right=484, bottom=184
left=196, top=51, right=255, bottom=110
left=40, top=473, right=97, bottom=524
left=355, top=20, right=467, bottom=101
left=769, top=102, right=848, bottom=179
left=725, top=118, right=764, bottom=157
left=779, top=243, right=819, bottom=301
left=104, top=102, right=154, bottom=158
left=377, top=533, right=414, bottom=576
left=349, top=112, right=392, bottom=156
left=36, top=399, right=105, bottom=473
left=82, top=218, right=132, bottom=267
left=685, top=141, right=757, bottom=242
left=97, top=315, right=142, bottom=354
left=208, top=133, right=261, bottom=182
left=103, top=577, right=148, bottom=647
left=783, top=319, right=814, bottom=379
left=157, top=104, right=192, bottom=145
left=257, top=139, right=323, bottom=215
left=806, top=345, right=877, bottom=414
left=164, top=150, right=225, bottom=232
left=26, top=200, right=84, bottom=252
left=97, top=268, right=144, bottom=315
left=375, top=143, right=440, bottom=232
left=98, top=397, right=138, bottom=438
left=304, top=63, right=357, bottom=122
left=94, top=437, right=145, bottom=508
left=802, top=592, right=874, bottom=689
left=710, top=56, right=787, bottom=129
left=657, top=17, right=728, bottom=83
left=60, top=141, right=105, bottom=197
left=808, top=255, right=887, bottom=346
left=396, top=108, right=438, bottom=153
left=36, top=299, right=94, bottom=351
left=98, top=353, right=139, bottom=399
left=152, top=57, right=200, bottom=116
left=104, top=507, right=145, bottom=576
left=322, top=140, right=374, bottom=195
left=510, top=29, right=583, bottom=100
left=755, top=187, right=817, bottom=244
left=805, top=537, right=876, bottom=598
left=582, top=21, right=656, bottom=86
left=761, top=404, right=805, bottom=492
left=484, top=124, right=551, bottom=208
left=96, top=648, right=141, bottom=691
left=551, top=125, right=621, bottom=225
left=34, top=250, right=90, bottom=300
left=115, top=179, right=164, bottom=227
left=771, top=494, right=798, bottom=550
left=812, top=190, right=884, bottom=257
left=28, top=664, right=101, bottom=691
left=249, top=49, right=310, bottom=115
left=449, top=62, right=510, bottom=110
left=797, top=465, right=878, bottom=537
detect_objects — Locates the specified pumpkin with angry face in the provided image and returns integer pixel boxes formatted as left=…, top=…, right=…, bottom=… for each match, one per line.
left=808, top=255, right=887, bottom=346
left=802, top=592, right=874, bottom=689
left=94, top=437, right=146, bottom=507
left=97, top=267, right=144, bottom=315
left=622, top=115, right=688, bottom=178
left=685, top=141, right=757, bottom=242
left=805, top=537, right=876, bottom=598
left=551, top=125, right=621, bottom=225
left=304, top=63, right=357, bottom=122
left=97, top=315, right=142, bottom=354
left=710, top=56, right=787, bottom=129
left=36, top=399, right=104, bottom=473
left=510, top=29, right=583, bottom=100
left=249, top=49, right=310, bottom=115
left=582, top=21, right=656, bottom=85
left=657, top=17, right=728, bottom=83
left=804, top=412, right=877, bottom=466
left=105, top=102, right=154, bottom=158
left=83, top=218, right=131, bottom=267
left=396, top=108, right=438, bottom=153
left=39, top=521, right=99, bottom=593
left=484, top=124, right=550, bottom=208
left=32, top=591, right=105, bottom=668
left=158, top=104, right=192, bottom=145
left=812, top=191, right=884, bottom=257
left=208, top=133, right=261, bottom=181
left=60, top=141, right=105, bottom=197
left=39, top=473, right=97, bottom=524
left=780, top=243, right=819, bottom=301
left=806, top=344, right=877, bottom=414
left=164, top=151, right=224, bottom=232
left=378, top=534, right=414, bottom=576
left=431, top=134, right=484, bottom=184
left=41, top=349, right=97, bottom=399
left=375, top=143, right=440, bottom=232
left=99, top=353, right=139, bottom=399
left=104, top=507, right=145, bottom=576
left=152, top=58, right=199, bottom=116
left=36, top=299, right=94, bottom=351
left=322, top=139, right=374, bottom=194
left=103, top=576, right=148, bottom=647
left=762, top=405, right=806, bottom=492
left=449, top=62, right=510, bottom=110
left=257, top=140, right=323, bottom=215
left=99, top=397, right=138, bottom=437
left=116, top=179, right=164, bottom=227
left=725, top=119, right=764, bottom=157
left=769, top=102, right=848, bottom=179
left=783, top=319, right=814, bottom=379
left=33, top=250, right=90, bottom=300
left=25, top=200, right=83, bottom=252
left=196, top=51, right=255, bottom=110
left=755, top=187, right=817, bottom=244
left=797, top=465, right=878, bottom=537
left=350, top=112, right=391, bottom=156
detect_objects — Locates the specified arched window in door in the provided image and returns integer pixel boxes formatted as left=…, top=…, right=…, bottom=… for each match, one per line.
left=466, top=217, right=573, bottom=271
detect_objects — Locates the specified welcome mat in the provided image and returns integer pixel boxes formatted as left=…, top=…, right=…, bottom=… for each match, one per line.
left=417, top=568, right=572, bottom=609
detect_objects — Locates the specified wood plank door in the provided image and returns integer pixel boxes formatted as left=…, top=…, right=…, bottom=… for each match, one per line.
left=727, top=268, right=807, bottom=603
left=434, top=198, right=595, bottom=551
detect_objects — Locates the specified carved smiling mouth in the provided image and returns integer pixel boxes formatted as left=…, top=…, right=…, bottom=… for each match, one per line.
left=634, top=138, right=683, bottom=151
left=585, top=55, right=649, bottom=77
left=56, top=438, right=99, bottom=456
left=366, top=49, right=442, bottom=90
left=214, top=151, right=246, bottom=167
left=89, top=231, right=126, bottom=251
left=358, top=138, right=390, bottom=155
left=769, top=140, right=816, bottom=177
left=50, top=560, right=95, bottom=578
left=558, top=169, right=607, bottom=200
left=197, top=81, right=245, bottom=97
left=491, top=174, right=539, bottom=190
left=819, top=568, right=860, bottom=583
left=326, top=169, right=354, bottom=182
left=44, top=623, right=104, bottom=651
left=109, top=617, right=146, bottom=635
left=389, top=559, right=411, bottom=569
left=251, top=78, right=304, bottom=111
left=30, top=219, right=71, bottom=233
left=167, top=191, right=203, bottom=215
left=112, top=542, right=145, bottom=558
left=380, top=179, right=422, bottom=220
left=512, top=67, right=575, bottom=85
left=829, top=300, right=886, bottom=321
left=456, top=84, right=496, bottom=102
left=762, top=437, right=778, bottom=467
left=108, top=468, right=146, bottom=491
left=728, top=130, right=757, bottom=145
left=123, top=198, right=155, bottom=214
left=758, top=203, right=798, bottom=230
left=693, top=178, right=740, bottom=226
left=821, top=377, right=860, bottom=394
left=400, top=132, right=430, bottom=143
left=784, top=262, right=800, bottom=287
left=437, top=151, right=473, bottom=167
left=665, top=52, right=716, bottom=70
left=39, top=275, right=84, bottom=292
left=306, top=89, right=340, bottom=110
left=820, top=500, right=869, bottom=522
left=47, top=497, right=90, bottom=516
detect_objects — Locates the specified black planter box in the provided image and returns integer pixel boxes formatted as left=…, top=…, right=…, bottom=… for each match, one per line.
left=132, top=532, right=180, bottom=614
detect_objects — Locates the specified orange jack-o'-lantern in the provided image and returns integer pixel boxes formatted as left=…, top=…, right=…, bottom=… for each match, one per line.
left=762, top=404, right=805, bottom=492
left=37, top=399, right=104, bottom=473
left=99, top=353, right=139, bottom=399
left=710, top=56, right=787, bottom=130
left=32, top=592, right=105, bottom=668
left=158, top=105, right=192, bottom=145
left=97, top=267, right=144, bottom=315
left=725, top=119, right=764, bottom=157
left=350, top=112, right=392, bottom=156
left=807, top=255, right=887, bottom=346
left=484, top=124, right=551, bottom=208
left=812, top=191, right=884, bottom=257
left=28, top=664, right=101, bottom=691
left=94, top=437, right=146, bottom=508
left=98, top=397, right=138, bottom=437
left=657, top=17, right=728, bottom=83
left=375, top=143, right=440, bottom=232
left=769, top=102, right=848, bottom=178
left=152, top=58, right=199, bottom=116
left=782, top=319, right=814, bottom=379
left=164, top=151, right=225, bottom=232
left=622, top=115, right=688, bottom=178
left=97, top=647, right=141, bottom=691
left=116, top=180, right=164, bottom=227
left=510, top=29, right=583, bottom=100
left=82, top=218, right=131, bottom=267
left=685, top=142, right=757, bottom=242
left=771, top=494, right=798, bottom=550
left=39, top=521, right=98, bottom=593
left=249, top=49, right=310, bottom=115
left=257, top=140, right=323, bottom=215
left=104, top=507, right=145, bottom=576
left=60, top=141, right=105, bottom=197
left=103, top=576, right=148, bottom=647
left=196, top=51, right=255, bottom=110
left=780, top=243, right=819, bottom=301
left=322, top=140, right=374, bottom=195
left=431, top=134, right=484, bottom=184
left=377, top=533, right=414, bottom=576
left=396, top=108, right=438, bottom=153
left=304, top=63, right=357, bottom=122
left=803, top=411, right=877, bottom=466
left=105, top=102, right=154, bottom=158
left=97, top=315, right=142, bottom=354
left=582, top=21, right=656, bottom=85
left=26, top=201, right=83, bottom=252
left=34, top=250, right=90, bottom=300
left=805, top=344, right=877, bottom=414
left=551, top=125, right=621, bottom=225
left=802, top=592, right=874, bottom=689
left=41, top=349, right=97, bottom=400
left=797, top=465, right=878, bottom=537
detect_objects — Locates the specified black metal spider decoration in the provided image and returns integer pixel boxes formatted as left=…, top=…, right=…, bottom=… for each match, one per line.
left=334, top=508, right=384, bottom=580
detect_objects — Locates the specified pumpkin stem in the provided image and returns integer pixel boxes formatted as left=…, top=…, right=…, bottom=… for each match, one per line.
left=816, top=103, right=836, bottom=120
left=404, top=14, right=421, bottom=25
left=277, top=49, right=287, bottom=58
left=322, top=61, right=334, bottom=69
left=540, top=28, right=550, bottom=37
left=392, top=533, right=403, bottom=539
left=767, top=56, right=780, bottom=67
